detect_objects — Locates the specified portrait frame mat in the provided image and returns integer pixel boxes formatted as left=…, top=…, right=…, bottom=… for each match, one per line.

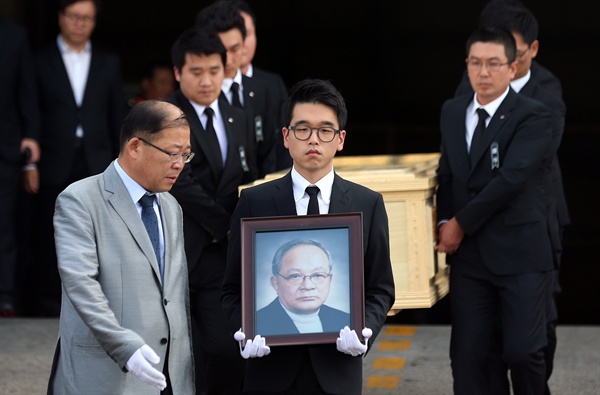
left=241, top=212, right=365, bottom=346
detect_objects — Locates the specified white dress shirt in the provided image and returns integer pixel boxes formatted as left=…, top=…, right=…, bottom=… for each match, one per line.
left=189, top=99, right=228, bottom=166
left=221, top=69, right=245, bottom=107
left=291, top=167, right=335, bottom=215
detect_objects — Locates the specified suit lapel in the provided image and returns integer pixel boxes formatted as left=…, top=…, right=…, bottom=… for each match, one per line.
left=50, top=44, right=78, bottom=108
left=80, top=48, right=97, bottom=109
left=272, top=173, right=298, bottom=215
left=218, top=96, right=240, bottom=189
left=446, top=97, right=472, bottom=178
left=470, top=89, right=517, bottom=169
left=329, top=174, right=351, bottom=214
left=103, top=163, right=162, bottom=282
left=176, top=90, right=223, bottom=181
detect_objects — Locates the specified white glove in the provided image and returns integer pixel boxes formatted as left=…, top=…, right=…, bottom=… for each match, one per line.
left=126, top=344, right=167, bottom=391
left=234, top=330, right=270, bottom=359
left=336, top=326, right=373, bottom=356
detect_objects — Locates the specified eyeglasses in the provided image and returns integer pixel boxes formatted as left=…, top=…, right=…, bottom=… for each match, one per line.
left=277, top=272, right=332, bottom=285
left=465, top=59, right=511, bottom=72
left=288, top=125, right=340, bottom=143
left=63, top=12, right=95, bottom=25
left=137, top=137, right=195, bottom=163
left=516, top=47, right=531, bottom=59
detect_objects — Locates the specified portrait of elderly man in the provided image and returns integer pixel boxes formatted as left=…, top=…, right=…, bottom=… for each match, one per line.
left=256, top=238, right=350, bottom=336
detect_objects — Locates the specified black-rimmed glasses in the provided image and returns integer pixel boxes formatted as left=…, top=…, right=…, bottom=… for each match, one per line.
left=288, top=125, right=340, bottom=143
left=138, top=137, right=195, bottom=163
left=277, top=272, right=332, bottom=285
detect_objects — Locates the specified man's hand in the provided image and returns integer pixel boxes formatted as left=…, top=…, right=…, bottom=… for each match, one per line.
left=336, top=326, right=372, bottom=356
left=234, top=330, right=270, bottom=359
left=436, top=217, right=465, bottom=255
left=126, top=344, right=167, bottom=391
left=20, top=138, right=40, bottom=164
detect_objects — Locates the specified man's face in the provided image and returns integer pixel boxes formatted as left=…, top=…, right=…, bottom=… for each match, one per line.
left=513, top=33, right=539, bottom=79
left=240, top=12, right=257, bottom=70
left=283, top=103, right=345, bottom=184
left=467, top=42, right=517, bottom=105
left=271, top=244, right=332, bottom=315
left=218, top=28, right=244, bottom=78
left=143, top=67, right=176, bottom=100
left=174, top=53, right=224, bottom=106
left=58, top=0, right=96, bottom=50
left=136, top=121, right=191, bottom=193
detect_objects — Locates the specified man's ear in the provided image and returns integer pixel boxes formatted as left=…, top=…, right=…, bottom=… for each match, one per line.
left=270, top=275, right=278, bottom=292
left=530, top=40, right=539, bottom=59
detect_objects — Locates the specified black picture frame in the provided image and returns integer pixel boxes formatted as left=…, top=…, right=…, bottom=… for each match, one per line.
left=241, top=212, right=365, bottom=346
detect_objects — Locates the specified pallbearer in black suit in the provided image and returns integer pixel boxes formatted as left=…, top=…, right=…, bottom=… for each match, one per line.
left=166, top=28, right=257, bottom=395
left=233, top=0, right=291, bottom=171
left=31, top=0, right=127, bottom=316
left=196, top=1, right=278, bottom=178
left=223, top=79, right=395, bottom=395
left=436, top=27, right=554, bottom=395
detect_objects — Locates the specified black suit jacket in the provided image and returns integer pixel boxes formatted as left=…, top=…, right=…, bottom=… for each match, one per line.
left=167, top=91, right=257, bottom=287
left=222, top=172, right=395, bottom=395
left=0, top=19, right=40, bottom=171
left=454, top=60, right=563, bottom=99
left=256, top=299, right=350, bottom=337
left=436, top=89, right=554, bottom=276
left=519, top=79, right=570, bottom=229
left=252, top=67, right=291, bottom=171
left=34, top=41, right=127, bottom=186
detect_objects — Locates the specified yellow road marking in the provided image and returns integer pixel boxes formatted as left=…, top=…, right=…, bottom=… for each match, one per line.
left=384, top=326, right=417, bottom=336
left=373, top=357, right=406, bottom=370
left=378, top=339, right=411, bottom=351
left=366, top=375, right=401, bottom=389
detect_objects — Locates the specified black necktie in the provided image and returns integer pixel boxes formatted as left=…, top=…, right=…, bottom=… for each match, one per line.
left=470, top=108, right=489, bottom=166
left=230, top=82, right=243, bottom=109
left=139, top=194, right=163, bottom=281
left=306, top=186, right=320, bottom=215
left=204, top=107, right=223, bottom=172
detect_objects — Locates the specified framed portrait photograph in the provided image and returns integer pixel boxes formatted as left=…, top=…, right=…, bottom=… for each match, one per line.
left=240, top=212, right=365, bottom=347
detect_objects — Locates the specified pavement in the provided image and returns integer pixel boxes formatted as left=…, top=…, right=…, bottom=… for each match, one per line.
left=1, top=318, right=599, bottom=394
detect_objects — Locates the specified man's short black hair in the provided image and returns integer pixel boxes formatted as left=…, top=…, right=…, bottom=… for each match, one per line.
left=466, top=26, right=517, bottom=64
left=195, top=1, right=247, bottom=39
left=283, top=79, right=348, bottom=130
left=171, top=28, right=226, bottom=72
left=58, top=0, right=100, bottom=13
left=479, top=0, right=539, bottom=45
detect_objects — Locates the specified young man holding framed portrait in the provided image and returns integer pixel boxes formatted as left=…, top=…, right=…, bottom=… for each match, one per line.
left=222, top=78, right=395, bottom=395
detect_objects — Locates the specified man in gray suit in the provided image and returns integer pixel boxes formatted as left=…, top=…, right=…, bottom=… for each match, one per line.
left=48, top=100, right=194, bottom=394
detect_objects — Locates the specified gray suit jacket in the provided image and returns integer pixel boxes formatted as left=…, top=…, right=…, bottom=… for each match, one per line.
left=48, top=162, right=194, bottom=395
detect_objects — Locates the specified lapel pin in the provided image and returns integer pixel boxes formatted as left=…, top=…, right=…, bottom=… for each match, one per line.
left=228, top=117, right=234, bottom=123
left=249, top=91, right=255, bottom=97
left=500, top=115, right=505, bottom=120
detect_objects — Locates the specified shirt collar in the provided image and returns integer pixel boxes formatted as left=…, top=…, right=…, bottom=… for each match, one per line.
left=472, top=86, right=510, bottom=119
left=222, top=69, right=243, bottom=93
left=510, top=69, right=531, bottom=93
left=291, top=167, right=334, bottom=205
left=245, top=64, right=254, bottom=78
left=114, top=159, right=161, bottom=205
left=57, top=34, right=91, bottom=54
left=188, top=98, right=219, bottom=118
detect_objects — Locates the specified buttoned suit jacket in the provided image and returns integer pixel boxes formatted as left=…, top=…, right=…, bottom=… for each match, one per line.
left=48, top=162, right=194, bottom=395
left=166, top=90, right=257, bottom=288
left=34, top=41, right=127, bottom=186
left=256, top=298, right=350, bottom=337
left=436, top=88, right=554, bottom=276
left=222, top=172, right=395, bottom=395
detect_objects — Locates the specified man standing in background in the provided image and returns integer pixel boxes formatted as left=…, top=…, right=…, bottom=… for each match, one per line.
left=30, top=0, right=127, bottom=316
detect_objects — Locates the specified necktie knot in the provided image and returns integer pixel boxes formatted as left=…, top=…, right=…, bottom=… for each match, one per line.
left=476, top=108, right=489, bottom=126
left=139, top=194, right=155, bottom=208
left=306, top=186, right=320, bottom=215
left=204, top=107, right=214, bottom=118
